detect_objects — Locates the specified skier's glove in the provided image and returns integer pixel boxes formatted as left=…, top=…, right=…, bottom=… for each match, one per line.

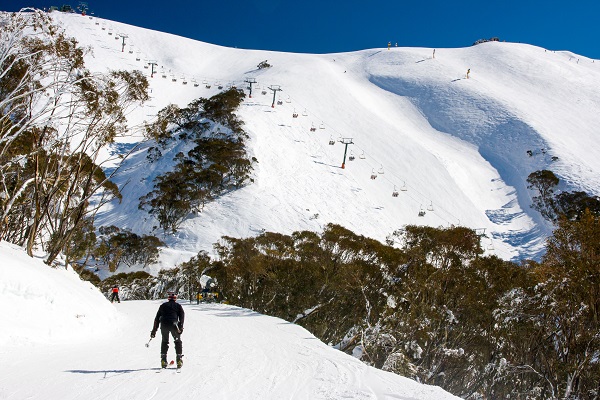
left=150, top=330, right=156, bottom=339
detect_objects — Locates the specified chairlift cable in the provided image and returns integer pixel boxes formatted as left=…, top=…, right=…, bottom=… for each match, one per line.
left=115, top=33, right=470, bottom=231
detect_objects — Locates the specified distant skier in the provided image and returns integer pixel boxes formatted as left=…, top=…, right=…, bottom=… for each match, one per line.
left=466, top=68, right=470, bottom=79
left=150, top=292, right=185, bottom=369
left=110, top=286, right=120, bottom=303
left=202, top=278, right=216, bottom=297
left=433, top=49, right=436, bottom=59
left=387, top=41, right=391, bottom=50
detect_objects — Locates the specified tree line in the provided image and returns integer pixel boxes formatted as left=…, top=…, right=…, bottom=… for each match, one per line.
left=139, top=89, right=255, bottom=233
left=104, top=213, right=599, bottom=399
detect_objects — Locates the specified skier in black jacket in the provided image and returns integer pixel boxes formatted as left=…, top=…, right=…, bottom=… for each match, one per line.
left=150, top=292, right=185, bottom=368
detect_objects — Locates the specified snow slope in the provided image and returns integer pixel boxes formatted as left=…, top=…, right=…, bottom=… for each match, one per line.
left=0, top=242, right=458, bottom=400
left=48, top=13, right=600, bottom=269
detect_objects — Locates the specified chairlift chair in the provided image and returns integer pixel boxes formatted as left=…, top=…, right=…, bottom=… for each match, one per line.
left=292, top=109, right=298, bottom=118
left=218, top=83, right=223, bottom=89
left=400, top=181, right=408, bottom=191
left=205, top=83, right=212, bottom=89
left=171, top=75, right=177, bottom=82
left=277, top=100, right=283, bottom=105
left=418, top=206, right=426, bottom=217
left=392, top=188, right=399, bottom=197
left=302, top=109, right=308, bottom=116
left=487, top=239, right=495, bottom=251
left=310, top=124, right=316, bottom=132
left=370, top=169, right=377, bottom=180
left=182, top=77, right=188, bottom=85
left=143, top=63, right=149, bottom=69
left=115, top=34, right=119, bottom=40
left=348, top=151, right=355, bottom=161
left=285, top=96, right=291, bottom=103
left=319, top=122, right=325, bottom=129
left=129, top=46, right=134, bottom=54
left=359, top=151, right=366, bottom=159
left=193, top=79, right=199, bottom=87
left=378, top=165, right=385, bottom=174
left=108, top=28, right=113, bottom=35
left=328, top=136, right=335, bottom=145
left=427, top=201, right=434, bottom=211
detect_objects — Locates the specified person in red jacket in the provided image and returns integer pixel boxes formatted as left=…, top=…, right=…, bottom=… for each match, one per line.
left=110, top=286, right=120, bottom=303
left=150, top=292, right=185, bottom=368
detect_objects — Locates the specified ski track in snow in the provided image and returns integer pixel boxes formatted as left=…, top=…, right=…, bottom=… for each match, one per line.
left=0, top=292, right=457, bottom=399
left=0, top=241, right=458, bottom=399
left=42, top=14, right=600, bottom=264
left=32, top=15, right=600, bottom=266
left=7, top=11, right=600, bottom=400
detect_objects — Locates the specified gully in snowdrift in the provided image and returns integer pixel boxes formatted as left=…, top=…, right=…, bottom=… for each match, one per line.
left=150, top=292, right=185, bottom=369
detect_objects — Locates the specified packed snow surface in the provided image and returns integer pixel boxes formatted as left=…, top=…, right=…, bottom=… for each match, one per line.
left=42, top=13, right=600, bottom=269
left=0, top=242, right=458, bottom=399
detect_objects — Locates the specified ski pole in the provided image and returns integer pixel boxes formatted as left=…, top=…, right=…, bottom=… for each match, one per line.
left=145, top=337, right=153, bottom=348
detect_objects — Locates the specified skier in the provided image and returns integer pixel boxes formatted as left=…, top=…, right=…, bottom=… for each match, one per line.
left=387, top=41, right=391, bottom=50
left=110, top=285, right=120, bottom=303
left=466, top=68, right=470, bottom=79
left=150, top=292, right=185, bottom=369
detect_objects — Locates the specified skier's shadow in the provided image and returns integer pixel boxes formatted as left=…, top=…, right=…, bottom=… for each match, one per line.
left=66, top=368, right=160, bottom=376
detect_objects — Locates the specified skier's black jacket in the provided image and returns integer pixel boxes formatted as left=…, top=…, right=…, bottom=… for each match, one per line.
left=153, top=299, right=185, bottom=330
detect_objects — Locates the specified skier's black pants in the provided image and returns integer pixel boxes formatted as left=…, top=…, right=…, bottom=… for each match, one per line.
left=160, top=322, right=182, bottom=356
left=110, top=292, right=120, bottom=303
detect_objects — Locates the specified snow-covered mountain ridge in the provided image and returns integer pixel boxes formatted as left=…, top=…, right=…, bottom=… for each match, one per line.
left=50, top=12, right=600, bottom=267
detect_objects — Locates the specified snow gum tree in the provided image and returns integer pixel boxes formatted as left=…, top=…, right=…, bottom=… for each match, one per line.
left=0, top=9, right=149, bottom=264
left=534, top=210, right=600, bottom=398
left=139, top=89, right=254, bottom=233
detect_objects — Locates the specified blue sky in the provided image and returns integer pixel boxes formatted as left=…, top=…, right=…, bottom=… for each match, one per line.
left=6, top=0, right=600, bottom=59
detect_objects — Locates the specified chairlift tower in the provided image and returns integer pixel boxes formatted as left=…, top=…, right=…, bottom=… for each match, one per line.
left=119, top=34, right=128, bottom=52
left=339, top=138, right=354, bottom=169
left=148, top=60, right=158, bottom=78
left=268, top=85, right=282, bottom=108
left=245, top=78, right=257, bottom=98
